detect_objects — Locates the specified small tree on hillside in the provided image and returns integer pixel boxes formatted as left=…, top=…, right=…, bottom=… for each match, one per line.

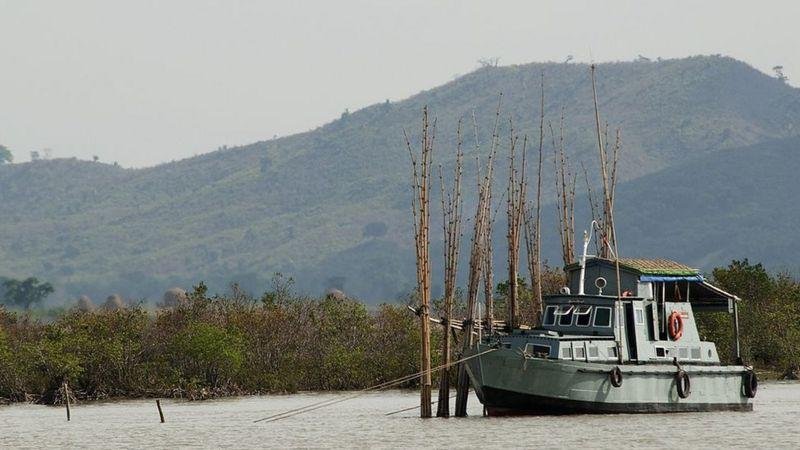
left=103, top=294, right=125, bottom=311
left=76, top=295, right=95, bottom=312
left=773, top=65, right=788, bottom=83
left=0, top=145, right=12, bottom=164
left=1, top=277, right=54, bottom=309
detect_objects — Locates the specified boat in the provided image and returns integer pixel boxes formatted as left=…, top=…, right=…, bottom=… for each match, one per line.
left=464, top=236, right=757, bottom=415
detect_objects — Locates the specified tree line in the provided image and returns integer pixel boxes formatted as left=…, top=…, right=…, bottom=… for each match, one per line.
left=1, top=260, right=798, bottom=404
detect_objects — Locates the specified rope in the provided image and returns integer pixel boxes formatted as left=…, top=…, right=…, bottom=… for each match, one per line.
left=385, top=394, right=457, bottom=416
left=253, top=347, right=497, bottom=423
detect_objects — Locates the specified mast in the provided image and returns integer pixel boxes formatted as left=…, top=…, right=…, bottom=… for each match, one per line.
left=590, top=64, right=624, bottom=364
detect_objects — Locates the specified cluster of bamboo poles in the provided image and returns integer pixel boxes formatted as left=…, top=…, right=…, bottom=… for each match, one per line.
left=407, top=66, right=621, bottom=418
left=405, top=106, right=435, bottom=418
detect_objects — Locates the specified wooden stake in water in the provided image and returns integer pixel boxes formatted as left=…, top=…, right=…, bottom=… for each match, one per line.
left=406, top=107, right=435, bottom=418
left=156, top=399, right=165, bottom=423
left=436, top=120, right=464, bottom=418
left=63, top=381, right=71, bottom=422
left=455, top=95, right=502, bottom=417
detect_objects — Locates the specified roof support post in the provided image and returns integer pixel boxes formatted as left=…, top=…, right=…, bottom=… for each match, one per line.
left=732, top=299, right=742, bottom=364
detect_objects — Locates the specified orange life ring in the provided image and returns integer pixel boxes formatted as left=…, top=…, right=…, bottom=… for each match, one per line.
left=668, top=311, right=684, bottom=341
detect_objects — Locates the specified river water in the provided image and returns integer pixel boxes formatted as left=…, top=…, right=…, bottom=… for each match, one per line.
left=1, top=383, right=798, bottom=448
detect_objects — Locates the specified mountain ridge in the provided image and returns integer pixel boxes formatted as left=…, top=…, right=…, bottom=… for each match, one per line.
left=1, top=55, right=799, bottom=303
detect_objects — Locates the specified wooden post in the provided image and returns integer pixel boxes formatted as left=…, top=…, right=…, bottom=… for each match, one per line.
left=506, top=120, right=527, bottom=329
left=732, top=299, right=742, bottom=364
left=455, top=95, right=502, bottom=417
left=436, top=121, right=463, bottom=418
left=63, top=381, right=71, bottom=422
left=406, top=107, right=435, bottom=418
left=156, top=399, right=165, bottom=423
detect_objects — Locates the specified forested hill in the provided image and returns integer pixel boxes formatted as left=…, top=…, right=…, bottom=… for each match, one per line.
left=1, top=55, right=800, bottom=304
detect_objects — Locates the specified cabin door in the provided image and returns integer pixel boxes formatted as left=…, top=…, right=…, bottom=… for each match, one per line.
left=624, top=303, right=639, bottom=361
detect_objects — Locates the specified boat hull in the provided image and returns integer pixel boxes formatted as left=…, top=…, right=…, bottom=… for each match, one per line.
left=466, top=345, right=753, bottom=415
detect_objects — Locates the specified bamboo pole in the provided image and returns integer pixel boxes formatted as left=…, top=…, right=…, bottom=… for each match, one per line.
left=590, top=64, right=620, bottom=259
left=590, top=64, right=624, bottom=363
left=523, top=73, right=546, bottom=322
left=156, top=399, right=165, bottom=423
left=63, top=381, right=71, bottom=422
left=477, top=111, right=496, bottom=336
left=405, top=106, right=435, bottom=418
left=552, top=110, right=576, bottom=268
left=436, top=119, right=463, bottom=418
left=506, top=119, right=527, bottom=330
left=455, top=95, right=502, bottom=417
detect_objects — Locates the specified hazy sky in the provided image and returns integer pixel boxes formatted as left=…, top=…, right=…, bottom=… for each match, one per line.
left=1, top=1, right=797, bottom=167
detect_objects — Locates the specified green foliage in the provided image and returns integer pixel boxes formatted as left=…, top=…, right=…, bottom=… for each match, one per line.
left=0, top=145, right=11, bottom=164
left=1, top=260, right=798, bottom=403
left=493, top=266, right=567, bottom=325
left=0, top=286, right=421, bottom=403
left=697, top=259, right=800, bottom=375
left=2, top=277, right=54, bottom=310
left=171, top=322, right=245, bottom=388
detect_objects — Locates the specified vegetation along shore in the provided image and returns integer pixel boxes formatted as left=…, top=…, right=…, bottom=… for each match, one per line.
left=1, top=260, right=798, bottom=405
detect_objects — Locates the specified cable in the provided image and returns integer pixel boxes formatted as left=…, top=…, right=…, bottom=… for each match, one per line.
left=253, top=347, right=497, bottom=424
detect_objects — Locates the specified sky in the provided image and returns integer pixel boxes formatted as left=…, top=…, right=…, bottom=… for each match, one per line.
left=1, top=0, right=797, bottom=167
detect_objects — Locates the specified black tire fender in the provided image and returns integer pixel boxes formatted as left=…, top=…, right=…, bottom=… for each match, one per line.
left=743, top=370, right=758, bottom=398
left=676, top=370, right=691, bottom=399
left=609, top=366, right=623, bottom=388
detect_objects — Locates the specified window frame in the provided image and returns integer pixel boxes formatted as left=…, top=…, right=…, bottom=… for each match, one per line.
left=558, top=308, right=574, bottom=326
left=593, top=306, right=613, bottom=327
left=543, top=305, right=557, bottom=326
left=554, top=305, right=574, bottom=315
left=575, top=305, right=593, bottom=327
left=635, top=308, right=644, bottom=325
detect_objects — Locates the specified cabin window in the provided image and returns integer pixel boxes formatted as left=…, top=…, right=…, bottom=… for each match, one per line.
left=561, top=347, right=572, bottom=359
left=594, top=307, right=612, bottom=327
left=635, top=308, right=644, bottom=325
left=691, top=347, right=701, bottom=360
left=588, top=346, right=599, bottom=358
left=525, top=343, right=551, bottom=357
left=554, top=305, right=573, bottom=315
left=575, top=346, right=585, bottom=359
left=543, top=306, right=557, bottom=326
left=655, top=347, right=666, bottom=357
left=575, top=305, right=592, bottom=327
left=678, top=347, right=689, bottom=359
left=608, top=347, right=617, bottom=358
left=559, top=309, right=574, bottom=326
left=533, top=344, right=550, bottom=357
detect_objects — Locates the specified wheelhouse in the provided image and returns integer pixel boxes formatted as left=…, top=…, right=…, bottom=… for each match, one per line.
left=500, top=257, right=742, bottom=366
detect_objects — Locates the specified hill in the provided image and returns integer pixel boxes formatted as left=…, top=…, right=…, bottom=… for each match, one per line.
left=1, top=55, right=799, bottom=304
left=613, top=136, right=800, bottom=272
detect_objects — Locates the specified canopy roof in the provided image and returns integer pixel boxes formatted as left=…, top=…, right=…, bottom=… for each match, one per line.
left=564, top=257, right=737, bottom=311
left=616, top=258, right=699, bottom=276
left=565, top=257, right=699, bottom=276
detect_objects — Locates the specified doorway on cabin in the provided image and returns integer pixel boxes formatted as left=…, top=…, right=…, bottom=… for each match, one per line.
left=624, top=302, right=639, bottom=361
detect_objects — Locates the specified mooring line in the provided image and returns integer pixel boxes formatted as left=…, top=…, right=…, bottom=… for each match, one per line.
left=253, top=347, right=496, bottom=424
left=384, top=394, right=457, bottom=416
